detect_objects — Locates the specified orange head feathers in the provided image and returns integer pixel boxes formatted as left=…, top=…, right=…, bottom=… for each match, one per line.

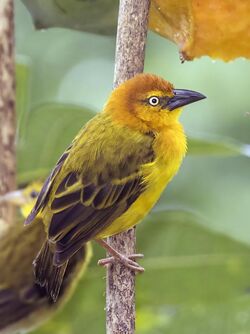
left=104, top=73, right=206, bottom=132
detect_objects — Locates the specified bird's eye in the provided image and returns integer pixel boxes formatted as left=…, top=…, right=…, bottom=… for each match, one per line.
left=148, top=96, right=160, bottom=106
left=30, top=190, right=39, bottom=199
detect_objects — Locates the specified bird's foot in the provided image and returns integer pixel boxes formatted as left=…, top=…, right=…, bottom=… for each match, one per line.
left=96, top=239, right=144, bottom=273
left=98, top=253, right=144, bottom=272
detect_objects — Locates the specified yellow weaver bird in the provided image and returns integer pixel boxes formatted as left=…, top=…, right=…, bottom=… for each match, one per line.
left=0, top=182, right=91, bottom=333
left=25, top=73, right=206, bottom=302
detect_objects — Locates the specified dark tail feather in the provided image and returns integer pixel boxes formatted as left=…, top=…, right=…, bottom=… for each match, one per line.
left=33, top=241, right=51, bottom=287
left=33, top=241, right=68, bottom=303
left=47, top=262, right=68, bottom=303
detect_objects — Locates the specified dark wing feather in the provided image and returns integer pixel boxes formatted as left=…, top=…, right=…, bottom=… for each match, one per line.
left=49, top=169, right=146, bottom=266
left=25, top=146, right=71, bottom=225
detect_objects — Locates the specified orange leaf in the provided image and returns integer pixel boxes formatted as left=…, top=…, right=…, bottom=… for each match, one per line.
left=149, top=0, right=250, bottom=61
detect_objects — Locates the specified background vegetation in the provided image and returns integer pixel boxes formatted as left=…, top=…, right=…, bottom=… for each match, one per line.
left=15, top=1, right=250, bottom=333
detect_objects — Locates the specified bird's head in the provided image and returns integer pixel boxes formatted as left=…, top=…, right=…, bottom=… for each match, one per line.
left=105, top=73, right=206, bottom=132
left=0, top=181, right=42, bottom=218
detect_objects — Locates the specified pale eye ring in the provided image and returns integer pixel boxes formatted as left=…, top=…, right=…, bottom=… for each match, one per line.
left=148, top=96, right=160, bottom=106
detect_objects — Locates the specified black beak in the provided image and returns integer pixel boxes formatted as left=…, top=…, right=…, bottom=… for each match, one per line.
left=165, top=89, right=206, bottom=111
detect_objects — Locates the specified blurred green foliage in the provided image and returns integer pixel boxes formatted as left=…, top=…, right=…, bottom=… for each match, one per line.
left=14, top=0, right=250, bottom=333
left=21, top=0, right=118, bottom=34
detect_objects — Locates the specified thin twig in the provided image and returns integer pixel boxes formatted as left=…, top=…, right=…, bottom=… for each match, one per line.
left=106, top=1, right=150, bottom=333
left=0, top=0, right=16, bottom=226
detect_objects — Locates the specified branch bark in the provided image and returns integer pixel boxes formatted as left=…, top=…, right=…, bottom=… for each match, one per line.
left=0, top=0, right=16, bottom=227
left=106, top=1, right=150, bottom=333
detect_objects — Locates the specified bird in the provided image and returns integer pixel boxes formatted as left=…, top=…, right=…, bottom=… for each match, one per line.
left=0, top=182, right=92, bottom=333
left=25, top=73, right=206, bottom=302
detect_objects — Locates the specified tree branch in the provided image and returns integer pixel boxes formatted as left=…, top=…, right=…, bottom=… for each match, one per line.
left=0, top=0, right=16, bottom=226
left=106, top=1, right=150, bottom=333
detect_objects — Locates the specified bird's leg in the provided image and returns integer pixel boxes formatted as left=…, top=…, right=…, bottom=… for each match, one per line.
left=96, top=239, right=144, bottom=273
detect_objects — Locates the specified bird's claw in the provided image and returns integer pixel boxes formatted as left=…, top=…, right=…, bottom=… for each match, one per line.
left=98, top=253, right=144, bottom=273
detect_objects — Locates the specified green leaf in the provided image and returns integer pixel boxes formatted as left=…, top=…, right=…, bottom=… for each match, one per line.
left=16, top=55, right=31, bottom=133
left=17, top=103, right=95, bottom=183
left=188, top=135, right=250, bottom=157
left=21, top=0, right=118, bottom=35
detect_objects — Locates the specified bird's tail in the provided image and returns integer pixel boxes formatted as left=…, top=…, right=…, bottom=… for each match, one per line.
left=33, top=241, right=68, bottom=303
left=33, top=241, right=90, bottom=303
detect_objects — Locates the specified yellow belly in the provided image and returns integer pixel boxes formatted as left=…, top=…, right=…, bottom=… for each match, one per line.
left=95, top=157, right=181, bottom=239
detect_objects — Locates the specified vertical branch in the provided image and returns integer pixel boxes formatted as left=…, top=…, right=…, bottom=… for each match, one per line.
left=106, top=1, right=150, bottom=333
left=0, top=0, right=16, bottom=226
left=113, top=1, right=150, bottom=87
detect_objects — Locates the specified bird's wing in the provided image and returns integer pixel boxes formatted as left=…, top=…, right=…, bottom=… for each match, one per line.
left=50, top=132, right=155, bottom=265
left=49, top=168, right=147, bottom=265
left=25, top=145, right=72, bottom=225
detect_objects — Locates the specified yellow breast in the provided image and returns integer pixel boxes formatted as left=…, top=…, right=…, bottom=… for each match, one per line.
left=96, top=123, right=187, bottom=239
